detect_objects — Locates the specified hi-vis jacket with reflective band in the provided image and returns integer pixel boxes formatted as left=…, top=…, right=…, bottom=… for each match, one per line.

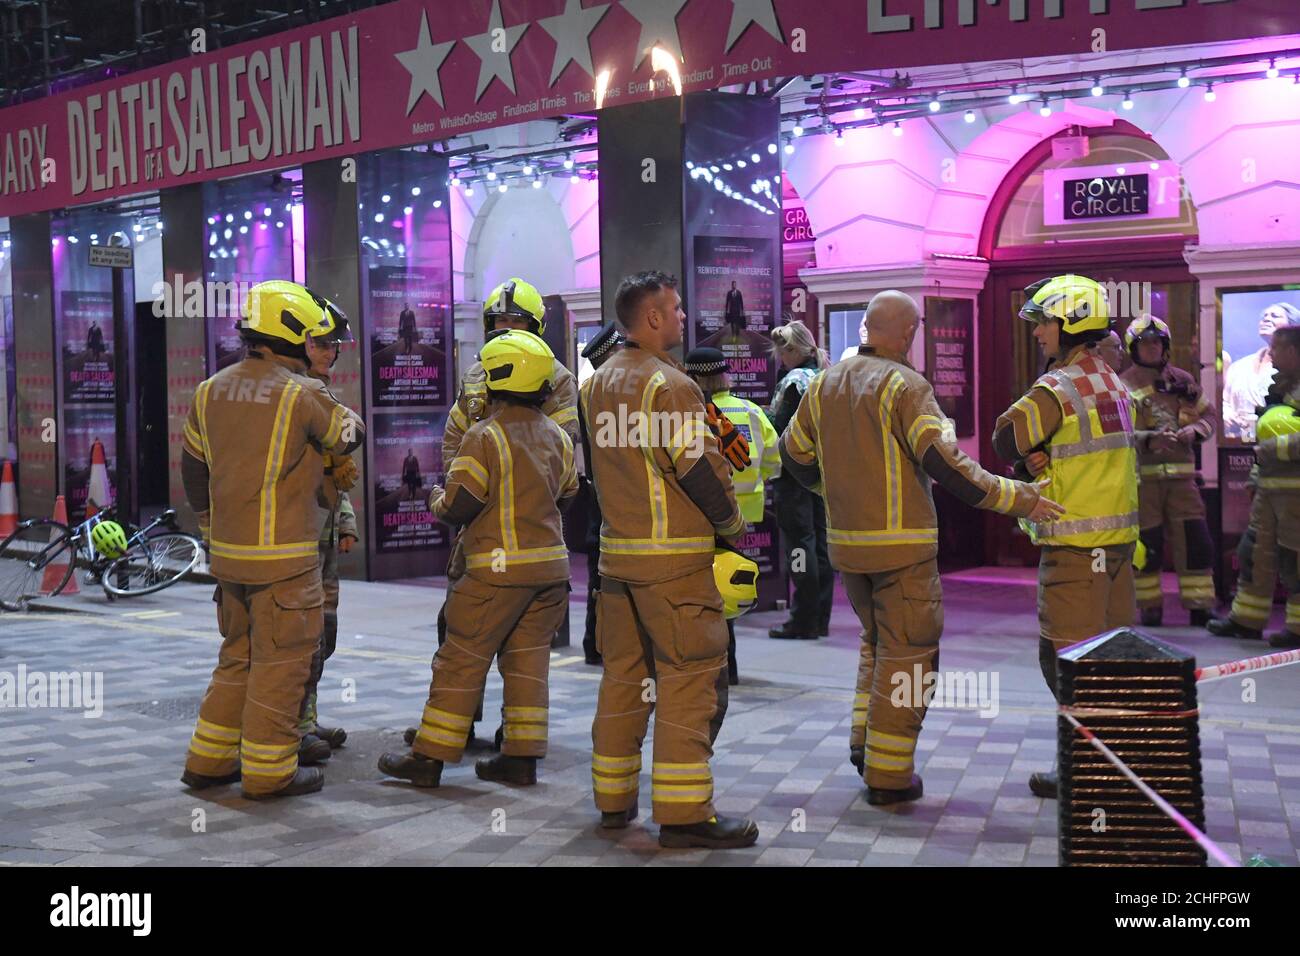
left=1120, top=363, right=1215, bottom=479
left=442, top=359, right=579, bottom=474
left=582, top=341, right=746, bottom=584
left=1254, top=383, right=1300, bottom=492
left=994, top=347, right=1138, bottom=548
left=181, top=349, right=364, bottom=584
left=430, top=402, right=579, bottom=586
left=780, top=345, right=1040, bottom=574
left=711, top=389, right=780, bottom=523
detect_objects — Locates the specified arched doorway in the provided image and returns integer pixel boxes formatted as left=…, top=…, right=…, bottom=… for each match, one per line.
left=976, top=124, right=1200, bottom=566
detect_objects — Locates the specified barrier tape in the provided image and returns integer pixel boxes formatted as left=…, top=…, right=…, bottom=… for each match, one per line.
left=1196, top=648, right=1300, bottom=684
left=1059, top=706, right=1199, bottom=719
left=1061, top=711, right=1239, bottom=868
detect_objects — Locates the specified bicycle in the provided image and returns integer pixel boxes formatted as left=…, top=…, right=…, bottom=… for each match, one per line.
left=0, top=507, right=204, bottom=611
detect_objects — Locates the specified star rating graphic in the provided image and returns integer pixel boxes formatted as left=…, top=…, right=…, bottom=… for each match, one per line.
left=622, top=0, right=689, bottom=69
left=463, top=0, right=530, bottom=102
left=724, top=0, right=783, bottom=54
left=394, top=10, right=455, bottom=115
left=538, top=0, right=610, bottom=85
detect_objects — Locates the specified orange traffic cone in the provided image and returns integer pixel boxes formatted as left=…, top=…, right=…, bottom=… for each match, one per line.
left=86, top=438, right=112, bottom=518
left=0, top=460, right=16, bottom=538
left=40, top=495, right=79, bottom=595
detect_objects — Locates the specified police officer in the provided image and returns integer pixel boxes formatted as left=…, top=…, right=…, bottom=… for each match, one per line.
left=684, top=346, right=778, bottom=684
left=993, top=274, right=1139, bottom=800
left=1209, top=325, right=1300, bottom=648
left=1121, top=315, right=1216, bottom=626
left=577, top=322, right=624, bottom=665
left=781, top=291, right=1058, bottom=805
left=180, top=281, right=363, bottom=799
left=379, top=330, right=578, bottom=788
left=584, top=270, right=758, bottom=849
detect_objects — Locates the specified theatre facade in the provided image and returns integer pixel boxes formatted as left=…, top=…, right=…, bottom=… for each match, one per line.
left=0, top=0, right=1297, bottom=593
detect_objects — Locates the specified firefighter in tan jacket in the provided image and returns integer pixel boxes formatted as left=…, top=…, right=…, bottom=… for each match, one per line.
left=781, top=291, right=1060, bottom=805
left=379, top=330, right=579, bottom=788
left=584, top=271, right=758, bottom=850
left=180, top=281, right=363, bottom=799
left=1120, top=315, right=1217, bottom=627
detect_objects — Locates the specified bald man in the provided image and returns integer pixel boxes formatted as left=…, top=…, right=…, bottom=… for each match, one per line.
left=780, top=291, right=1062, bottom=804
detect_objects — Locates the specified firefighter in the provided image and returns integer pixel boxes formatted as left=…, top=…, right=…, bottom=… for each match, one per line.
left=993, top=274, right=1139, bottom=800
left=584, top=270, right=758, bottom=849
left=1121, top=315, right=1216, bottom=627
left=685, top=346, right=778, bottom=684
left=378, top=330, right=579, bottom=787
left=578, top=322, right=625, bottom=665
left=428, top=278, right=580, bottom=744
left=781, top=290, right=1059, bottom=805
left=296, top=329, right=360, bottom=762
left=1208, top=325, right=1300, bottom=648
left=180, top=280, right=363, bottom=799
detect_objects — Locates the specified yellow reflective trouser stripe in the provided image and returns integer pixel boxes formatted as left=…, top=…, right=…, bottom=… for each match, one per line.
left=1234, top=592, right=1273, bottom=611
left=503, top=706, right=548, bottom=740
left=864, top=729, right=916, bottom=753
left=1179, top=575, right=1214, bottom=593
left=866, top=752, right=913, bottom=770
left=464, top=546, right=570, bottom=568
left=484, top=422, right=518, bottom=551
left=239, top=739, right=298, bottom=776
left=208, top=539, right=319, bottom=560
left=197, top=718, right=240, bottom=743
left=827, top=528, right=939, bottom=546
left=418, top=705, right=473, bottom=747
left=600, top=535, right=715, bottom=555
left=1259, top=477, right=1300, bottom=489
left=188, top=738, right=238, bottom=761
left=260, top=380, right=302, bottom=546
left=1288, top=601, right=1300, bottom=624
left=880, top=372, right=904, bottom=529
left=852, top=692, right=868, bottom=727
left=652, top=763, right=713, bottom=804
left=592, top=752, right=642, bottom=794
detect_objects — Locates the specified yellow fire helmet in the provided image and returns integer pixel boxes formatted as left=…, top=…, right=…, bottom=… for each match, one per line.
left=91, top=519, right=129, bottom=559
left=1257, top=403, right=1300, bottom=442
left=1019, top=274, right=1111, bottom=335
left=714, top=548, right=759, bottom=620
left=480, top=329, right=557, bottom=396
left=483, top=278, right=546, bottom=336
left=240, top=280, right=353, bottom=345
left=1125, top=313, right=1172, bottom=355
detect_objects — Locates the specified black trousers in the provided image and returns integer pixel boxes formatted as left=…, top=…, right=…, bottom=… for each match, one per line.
left=774, top=476, right=834, bottom=631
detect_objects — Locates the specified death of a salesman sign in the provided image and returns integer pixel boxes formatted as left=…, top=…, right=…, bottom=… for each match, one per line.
left=924, top=297, right=974, bottom=439
left=368, top=265, right=452, bottom=407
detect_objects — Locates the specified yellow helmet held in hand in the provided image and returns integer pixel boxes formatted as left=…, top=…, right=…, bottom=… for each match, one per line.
left=714, top=548, right=759, bottom=620
left=91, top=519, right=129, bottom=559
left=1019, top=274, right=1110, bottom=335
left=483, top=278, right=546, bottom=336
left=240, top=280, right=353, bottom=346
left=1257, top=404, right=1300, bottom=442
left=480, top=329, right=557, bottom=396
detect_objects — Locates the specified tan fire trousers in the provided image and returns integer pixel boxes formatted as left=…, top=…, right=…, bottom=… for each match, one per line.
left=590, top=567, right=729, bottom=826
left=1230, top=490, right=1300, bottom=635
left=185, top=568, right=323, bottom=796
left=844, top=559, right=943, bottom=791
left=1037, top=544, right=1136, bottom=699
left=1136, top=477, right=1215, bottom=610
left=412, top=574, right=566, bottom=762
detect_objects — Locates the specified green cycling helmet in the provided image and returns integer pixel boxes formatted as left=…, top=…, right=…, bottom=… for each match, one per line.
left=91, top=520, right=129, bottom=559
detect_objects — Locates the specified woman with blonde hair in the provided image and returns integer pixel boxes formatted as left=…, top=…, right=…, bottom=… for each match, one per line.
left=766, top=318, right=834, bottom=640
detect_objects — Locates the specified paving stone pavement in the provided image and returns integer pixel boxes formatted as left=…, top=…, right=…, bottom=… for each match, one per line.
left=1, top=568, right=1298, bottom=867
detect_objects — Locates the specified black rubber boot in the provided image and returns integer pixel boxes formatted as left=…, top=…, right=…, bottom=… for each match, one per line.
left=849, top=746, right=865, bottom=776
left=866, top=774, right=924, bottom=806
left=299, top=734, right=332, bottom=766
left=314, top=724, right=347, bottom=749
left=601, top=803, right=639, bottom=830
left=493, top=725, right=504, bottom=752
left=475, top=754, right=537, bottom=785
left=180, top=767, right=241, bottom=790
left=245, top=766, right=325, bottom=800
left=1188, top=608, right=1212, bottom=628
left=658, top=814, right=759, bottom=849
left=377, top=750, right=444, bottom=788
left=1140, top=607, right=1163, bottom=627
left=1029, top=771, right=1058, bottom=799
left=1268, top=630, right=1300, bottom=649
left=768, top=621, right=817, bottom=640
left=1207, top=617, right=1263, bottom=640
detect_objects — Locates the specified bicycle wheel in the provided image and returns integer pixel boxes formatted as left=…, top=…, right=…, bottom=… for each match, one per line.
left=101, top=532, right=203, bottom=598
left=0, top=519, right=75, bottom=611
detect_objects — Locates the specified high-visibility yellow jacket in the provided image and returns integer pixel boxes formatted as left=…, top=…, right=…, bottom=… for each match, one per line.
left=431, top=401, right=579, bottom=586
left=181, top=347, right=364, bottom=583
left=995, top=347, right=1138, bottom=548
left=710, top=389, right=779, bottom=523
left=582, top=340, right=745, bottom=584
left=1254, top=381, right=1300, bottom=491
